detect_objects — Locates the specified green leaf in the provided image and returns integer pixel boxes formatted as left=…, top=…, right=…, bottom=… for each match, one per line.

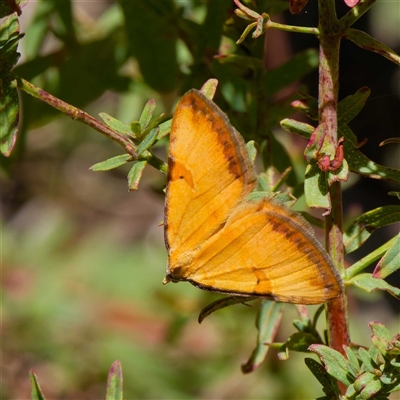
left=369, top=322, right=392, bottom=357
left=139, top=99, right=156, bottom=131
left=233, top=0, right=260, bottom=20
left=337, top=86, right=371, bottom=126
left=246, top=140, right=257, bottom=164
left=344, top=205, right=400, bottom=254
left=345, top=346, right=361, bottom=378
left=344, top=28, right=400, bottom=67
left=105, top=360, right=123, bottom=400
left=309, top=344, right=353, bottom=386
left=290, top=93, right=318, bottom=120
left=200, top=79, right=218, bottom=100
left=343, top=139, right=400, bottom=184
left=347, top=273, right=400, bottom=299
left=286, top=332, right=319, bottom=353
left=156, top=119, right=172, bottom=140
left=30, top=370, right=47, bottom=400
left=99, top=113, right=135, bottom=138
left=127, top=160, right=147, bottom=191
left=198, top=296, right=258, bottom=323
left=130, top=121, right=142, bottom=137
left=241, top=301, right=284, bottom=373
left=304, top=164, right=330, bottom=211
left=354, top=372, right=382, bottom=398
left=236, top=21, right=257, bottom=44
left=359, top=347, right=377, bottom=373
left=304, top=358, right=339, bottom=398
left=346, top=237, right=397, bottom=280
left=373, top=233, right=400, bottom=279
left=265, top=49, right=319, bottom=97
left=90, top=154, right=132, bottom=172
left=280, top=118, right=313, bottom=138
left=0, top=76, right=19, bottom=156
left=142, top=112, right=166, bottom=138
left=368, top=345, right=380, bottom=365
left=0, top=14, right=22, bottom=77
left=136, top=127, right=159, bottom=157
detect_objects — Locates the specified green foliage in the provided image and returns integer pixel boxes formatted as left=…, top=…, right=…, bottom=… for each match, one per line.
left=1, top=0, right=399, bottom=399
left=106, top=361, right=123, bottom=400
left=308, top=323, right=400, bottom=399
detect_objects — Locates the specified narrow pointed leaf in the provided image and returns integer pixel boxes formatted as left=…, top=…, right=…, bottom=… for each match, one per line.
left=368, top=345, right=380, bottom=365
left=30, top=370, right=46, bottom=400
left=345, top=346, right=361, bottom=378
left=347, top=273, right=400, bottom=299
left=241, top=301, right=284, bottom=373
left=130, top=121, right=141, bottom=137
left=305, top=358, right=339, bottom=397
left=373, top=233, right=400, bottom=279
left=0, top=14, right=22, bottom=76
left=99, top=113, right=135, bottom=137
left=142, top=113, right=166, bottom=137
left=338, top=124, right=358, bottom=146
left=285, top=332, right=319, bottom=353
left=233, top=0, right=260, bottom=20
left=90, top=154, right=132, bottom=172
left=309, top=344, right=353, bottom=386
left=369, top=322, right=392, bottom=357
left=354, top=372, right=382, bottom=398
left=246, top=140, right=257, bottom=164
left=0, top=77, right=19, bottom=156
left=200, top=79, right=218, bottom=100
left=337, top=87, right=370, bottom=126
left=136, top=128, right=159, bottom=156
left=343, top=140, right=400, bottom=183
left=304, top=164, right=330, bottom=211
left=127, top=160, right=147, bottom=191
left=280, top=118, right=314, bottom=138
left=105, top=360, right=123, bottom=400
left=346, top=236, right=396, bottom=280
left=156, top=119, right=172, bottom=140
left=358, top=347, right=377, bottom=373
left=139, top=99, right=156, bottom=130
left=344, top=28, right=400, bottom=67
left=236, top=21, right=258, bottom=44
left=198, top=296, right=257, bottom=323
left=344, top=205, right=400, bottom=254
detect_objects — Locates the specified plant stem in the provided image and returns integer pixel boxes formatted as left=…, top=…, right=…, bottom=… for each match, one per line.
left=268, top=21, right=319, bottom=35
left=318, top=0, right=350, bottom=395
left=15, top=76, right=167, bottom=174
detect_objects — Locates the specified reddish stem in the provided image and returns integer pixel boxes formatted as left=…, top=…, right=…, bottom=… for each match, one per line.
left=318, top=1, right=350, bottom=395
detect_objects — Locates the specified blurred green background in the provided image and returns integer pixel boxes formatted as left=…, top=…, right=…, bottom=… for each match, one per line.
left=2, top=1, right=399, bottom=398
